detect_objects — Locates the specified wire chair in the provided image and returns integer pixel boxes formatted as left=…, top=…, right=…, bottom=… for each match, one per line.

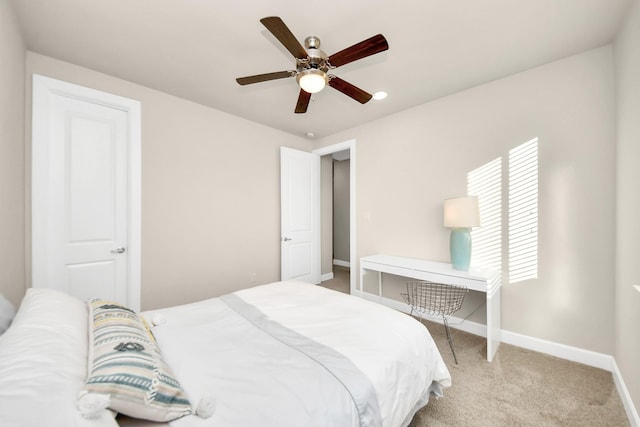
left=401, top=281, right=468, bottom=364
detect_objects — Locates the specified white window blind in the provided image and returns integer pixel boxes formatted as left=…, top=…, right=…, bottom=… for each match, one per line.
left=508, top=138, right=538, bottom=282
left=468, top=157, right=502, bottom=271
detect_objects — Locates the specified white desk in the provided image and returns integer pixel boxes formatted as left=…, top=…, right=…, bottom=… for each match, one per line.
left=359, top=254, right=502, bottom=362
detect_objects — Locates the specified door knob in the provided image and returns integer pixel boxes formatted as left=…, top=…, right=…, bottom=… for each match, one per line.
left=111, top=247, right=126, bottom=254
left=282, top=237, right=292, bottom=242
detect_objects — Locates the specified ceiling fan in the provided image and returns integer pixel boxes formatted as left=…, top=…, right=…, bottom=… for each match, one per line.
left=236, top=16, right=389, bottom=114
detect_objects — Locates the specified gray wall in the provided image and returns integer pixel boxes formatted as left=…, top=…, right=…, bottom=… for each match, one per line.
left=0, top=1, right=25, bottom=308
left=333, top=159, right=350, bottom=263
left=614, top=0, right=640, bottom=412
left=318, top=46, right=617, bottom=355
left=321, top=155, right=333, bottom=276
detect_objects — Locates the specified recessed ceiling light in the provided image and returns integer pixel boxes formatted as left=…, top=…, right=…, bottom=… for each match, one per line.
left=305, top=132, right=315, bottom=138
left=373, top=91, right=388, bottom=100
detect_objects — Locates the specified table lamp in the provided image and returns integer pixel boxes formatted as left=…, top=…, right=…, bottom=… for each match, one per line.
left=444, top=196, right=480, bottom=271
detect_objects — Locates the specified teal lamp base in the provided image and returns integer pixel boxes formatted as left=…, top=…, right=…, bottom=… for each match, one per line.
left=450, top=228, right=472, bottom=271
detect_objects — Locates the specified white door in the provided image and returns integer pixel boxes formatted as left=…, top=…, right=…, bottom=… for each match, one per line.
left=32, top=75, right=141, bottom=310
left=280, top=147, right=320, bottom=284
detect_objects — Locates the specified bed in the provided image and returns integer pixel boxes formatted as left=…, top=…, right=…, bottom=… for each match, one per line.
left=0, top=281, right=451, bottom=427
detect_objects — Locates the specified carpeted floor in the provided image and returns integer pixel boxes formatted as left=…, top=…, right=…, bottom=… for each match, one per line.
left=321, top=268, right=629, bottom=427
left=410, top=321, right=629, bottom=427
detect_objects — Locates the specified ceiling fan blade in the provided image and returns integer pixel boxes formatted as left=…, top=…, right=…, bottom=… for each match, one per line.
left=328, top=34, right=389, bottom=68
left=260, top=16, right=308, bottom=59
left=295, top=89, right=311, bottom=113
left=236, top=71, right=295, bottom=86
left=328, top=77, right=372, bottom=104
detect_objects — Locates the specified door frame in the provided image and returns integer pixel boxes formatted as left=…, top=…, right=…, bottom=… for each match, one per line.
left=313, top=139, right=356, bottom=295
left=31, top=74, right=142, bottom=310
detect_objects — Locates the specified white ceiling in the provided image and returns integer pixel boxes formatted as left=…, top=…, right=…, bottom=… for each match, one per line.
left=9, top=0, right=631, bottom=139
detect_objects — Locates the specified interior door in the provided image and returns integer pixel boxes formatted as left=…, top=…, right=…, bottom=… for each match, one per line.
left=280, top=147, right=320, bottom=284
left=32, top=75, right=141, bottom=310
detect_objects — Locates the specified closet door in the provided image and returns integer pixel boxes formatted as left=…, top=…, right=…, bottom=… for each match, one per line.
left=32, top=75, right=141, bottom=310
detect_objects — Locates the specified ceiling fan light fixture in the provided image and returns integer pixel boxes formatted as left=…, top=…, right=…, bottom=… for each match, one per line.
left=297, top=69, right=328, bottom=94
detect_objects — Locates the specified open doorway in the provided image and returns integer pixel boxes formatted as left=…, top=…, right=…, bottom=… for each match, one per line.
left=332, top=152, right=350, bottom=269
left=313, top=140, right=356, bottom=295
left=320, top=151, right=350, bottom=293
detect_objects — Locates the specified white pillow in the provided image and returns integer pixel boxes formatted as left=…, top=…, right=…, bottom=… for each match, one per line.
left=0, top=288, right=118, bottom=427
left=0, top=292, right=15, bottom=334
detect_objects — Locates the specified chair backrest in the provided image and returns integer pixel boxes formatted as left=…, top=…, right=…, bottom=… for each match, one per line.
left=401, top=281, right=468, bottom=316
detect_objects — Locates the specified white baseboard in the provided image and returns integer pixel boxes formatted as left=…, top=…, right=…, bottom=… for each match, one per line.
left=333, top=259, right=350, bottom=268
left=321, top=272, right=334, bottom=282
left=500, top=329, right=613, bottom=371
left=357, top=290, right=638, bottom=426
left=612, top=359, right=640, bottom=427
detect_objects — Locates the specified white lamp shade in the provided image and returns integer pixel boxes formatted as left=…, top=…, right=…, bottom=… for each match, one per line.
left=297, top=69, right=327, bottom=93
left=444, top=196, right=480, bottom=228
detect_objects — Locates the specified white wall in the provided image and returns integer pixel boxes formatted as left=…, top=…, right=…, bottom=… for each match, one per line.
left=614, top=0, right=640, bottom=412
left=24, top=52, right=311, bottom=310
left=317, top=46, right=617, bottom=354
left=0, top=0, right=26, bottom=308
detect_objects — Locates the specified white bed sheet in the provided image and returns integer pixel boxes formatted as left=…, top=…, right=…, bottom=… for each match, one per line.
left=140, top=281, right=451, bottom=427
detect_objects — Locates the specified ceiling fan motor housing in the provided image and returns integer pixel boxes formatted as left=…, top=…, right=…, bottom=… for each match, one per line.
left=299, top=37, right=329, bottom=73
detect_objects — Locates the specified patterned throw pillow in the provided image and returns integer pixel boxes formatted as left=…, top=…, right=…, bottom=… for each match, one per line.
left=83, top=299, right=192, bottom=422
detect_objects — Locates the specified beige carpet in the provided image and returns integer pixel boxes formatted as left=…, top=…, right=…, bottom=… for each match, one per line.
left=411, top=321, right=628, bottom=427
left=321, top=268, right=629, bottom=427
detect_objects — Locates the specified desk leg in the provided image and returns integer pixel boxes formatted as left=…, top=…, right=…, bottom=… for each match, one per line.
left=486, top=288, right=502, bottom=362
left=378, top=271, right=383, bottom=301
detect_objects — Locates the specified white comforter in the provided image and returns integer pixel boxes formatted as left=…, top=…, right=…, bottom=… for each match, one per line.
left=142, top=281, right=451, bottom=427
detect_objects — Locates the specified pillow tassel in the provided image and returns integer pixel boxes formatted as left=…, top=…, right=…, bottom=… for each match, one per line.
left=151, top=313, right=166, bottom=326
left=77, top=391, right=110, bottom=419
left=195, top=394, right=216, bottom=419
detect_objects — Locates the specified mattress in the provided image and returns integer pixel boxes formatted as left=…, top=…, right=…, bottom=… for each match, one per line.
left=130, top=281, right=451, bottom=427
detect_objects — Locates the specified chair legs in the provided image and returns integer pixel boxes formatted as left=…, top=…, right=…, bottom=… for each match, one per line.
left=443, top=316, right=459, bottom=365
left=411, top=309, right=460, bottom=365
left=403, top=281, right=467, bottom=365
